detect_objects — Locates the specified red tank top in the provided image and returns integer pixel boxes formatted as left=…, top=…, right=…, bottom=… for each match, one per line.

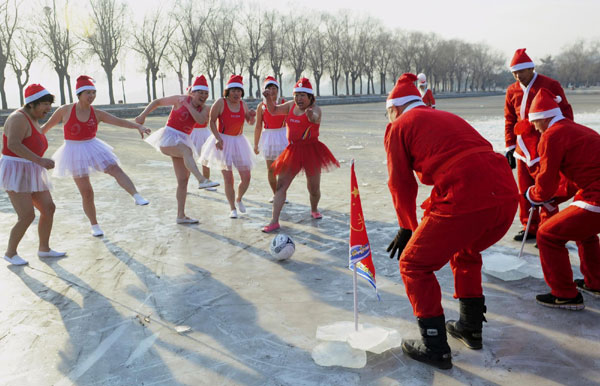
left=286, top=104, right=320, bottom=143
left=64, top=104, right=98, bottom=140
left=193, top=121, right=208, bottom=129
left=166, top=97, right=203, bottom=135
left=218, top=99, right=245, bottom=136
left=2, top=111, right=48, bottom=157
left=262, top=99, right=286, bottom=129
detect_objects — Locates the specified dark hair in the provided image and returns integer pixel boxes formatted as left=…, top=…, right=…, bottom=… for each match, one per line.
left=24, top=93, right=55, bottom=108
left=224, top=87, right=244, bottom=98
left=76, top=89, right=97, bottom=98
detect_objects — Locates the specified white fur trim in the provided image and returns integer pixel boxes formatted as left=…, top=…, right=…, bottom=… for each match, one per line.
left=570, top=200, right=600, bottom=213
left=263, top=80, right=279, bottom=89
left=519, top=72, right=538, bottom=120
left=293, top=87, right=313, bottom=94
left=554, top=95, right=562, bottom=103
left=402, top=101, right=426, bottom=114
left=191, top=85, right=209, bottom=92
left=76, top=85, right=96, bottom=94
left=525, top=186, right=545, bottom=205
left=510, top=61, right=535, bottom=71
left=24, top=89, right=50, bottom=104
left=516, top=135, right=540, bottom=167
left=529, top=107, right=562, bottom=121
left=505, top=144, right=516, bottom=152
left=225, top=82, right=243, bottom=89
left=386, top=95, right=422, bottom=108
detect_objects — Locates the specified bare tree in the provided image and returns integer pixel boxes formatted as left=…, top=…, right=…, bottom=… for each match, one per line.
left=40, top=0, right=77, bottom=104
left=174, top=0, right=212, bottom=86
left=84, top=0, right=127, bottom=104
left=132, top=9, right=176, bottom=100
left=264, top=10, right=286, bottom=96
left=205, top=6, right=236, bottom=95
left=239, top=5, right=266, bottom=98
left=285, top=15, right=312, bottom=81
left=0, top=0, right=18, bottom=108
left=226, top=33, right=246, bottom=79
left=199, top=41, right=219, bottom=98
left=323, top=13, right=343, bottom=96
left=9, top=30, right=38, bottom=106
left=165, top=31, right=186, bottom=94
left=306, top=25, right=327, bottom=96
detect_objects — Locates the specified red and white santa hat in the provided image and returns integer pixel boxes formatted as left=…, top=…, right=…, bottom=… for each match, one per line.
left=24, top=84, right=50, bottom=104
left=386, top=73, right=422, bottom=108
left=76, top=75, right=96, bottom=94
left=293, top=77, right=313, bottom=94
left=263, top=76, right=279, bottom=90
left=528, top=88, right=563, bottom=121
left=417, top=73, right=427, bottom=86
left=225, top=74, right=244, bottom=89
left=509, top=48, right=535, bottom=72
left=191, top=75, right=209, bottom=92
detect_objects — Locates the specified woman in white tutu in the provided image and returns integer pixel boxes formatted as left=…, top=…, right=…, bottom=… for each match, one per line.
left=201, top=74, right=256, bottom=218
left=253, top=76, right=288, bottom=202
left=1, top=84, right=65, bottom=265
left=189, top=80, right=216, bottom=191
left=136, top=75, right=219, bottom=224
left=42, top=75, right=151, bottom=237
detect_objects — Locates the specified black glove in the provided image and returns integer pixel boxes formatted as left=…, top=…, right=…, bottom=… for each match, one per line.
left=387, top=228, right=412, bottom=260
left=505, top=149, right=516, bottom=169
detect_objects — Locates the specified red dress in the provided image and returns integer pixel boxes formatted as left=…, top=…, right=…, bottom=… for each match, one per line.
left=2, top=111, right=48, bottom=158
left=166, top=97, right=202, bottom=135
left=272, top=104, right=339, bottom=176
left=63, top=104, right=98, bottom=140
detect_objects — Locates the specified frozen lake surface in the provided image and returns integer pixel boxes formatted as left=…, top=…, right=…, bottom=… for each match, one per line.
left=1, top=94, right=599, bottom=385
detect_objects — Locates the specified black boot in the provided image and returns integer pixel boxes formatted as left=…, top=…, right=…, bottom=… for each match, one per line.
left=402, top=315, right=452, bottom=369
left=446, top=297, right=487, bottom=349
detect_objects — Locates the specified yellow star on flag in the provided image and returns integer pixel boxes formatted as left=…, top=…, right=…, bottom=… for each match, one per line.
left=351, top=187, right=360, bottom=198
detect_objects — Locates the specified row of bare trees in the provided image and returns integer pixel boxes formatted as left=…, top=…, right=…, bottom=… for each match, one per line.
left=2, top=0, right=521, bottom=108
left=537, top=40, right=600, bottom=88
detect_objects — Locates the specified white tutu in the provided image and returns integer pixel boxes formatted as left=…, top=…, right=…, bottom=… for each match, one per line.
left=145, top=126, right=197, bottom=158
left=190, top=127, right=212, bottom=159
left=200, top=134, right=255, bottom=171
left=52, top=138, right=119, bottom=178
left=258, top=127, right=288, bottom=160
left=0, top=155, right=52, bottom=192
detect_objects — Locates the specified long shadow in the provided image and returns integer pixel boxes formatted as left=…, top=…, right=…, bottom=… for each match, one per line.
left=101, top=238, right=348, bottom=385
left=8, top=262, right=177, bottom=386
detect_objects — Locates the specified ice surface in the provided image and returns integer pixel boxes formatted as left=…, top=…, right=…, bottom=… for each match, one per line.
left=347, top=323, right=402, bottom=354
left=482, top=251, right=544, bottom=281
left=175, top=325, right=192, bottom=333
left=346, top=145, right=364, bottom=150
left=311, top=341, right=367, bottom=368
left=316, top=321, right=361, bottom=342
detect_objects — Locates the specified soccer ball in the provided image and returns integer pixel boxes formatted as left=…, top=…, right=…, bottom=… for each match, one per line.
left=270, top=233, right=295, bottom=261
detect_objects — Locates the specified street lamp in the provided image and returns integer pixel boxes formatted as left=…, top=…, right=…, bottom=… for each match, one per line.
left=119, top=75, right=126, bottom=104
left=158, top=73, right=166, bottom=97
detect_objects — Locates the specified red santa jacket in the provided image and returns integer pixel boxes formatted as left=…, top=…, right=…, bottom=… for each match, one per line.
left=528, top=117, right=600, bottom=212
left=384, top=104, right=519, bottom=230
left=421, top=89, right=436, bottom=108
left=504, top=73, right=573, bottom=167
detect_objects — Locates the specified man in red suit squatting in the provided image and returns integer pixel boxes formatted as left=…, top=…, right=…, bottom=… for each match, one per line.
left=384, top=73, right=519, bottom=369
left=504, top=48, right=573, bottom=241
left=525, top=88, right=600, bottom=310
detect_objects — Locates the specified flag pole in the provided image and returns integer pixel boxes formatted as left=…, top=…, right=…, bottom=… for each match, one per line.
left=353, top=262, right=358, bottom=331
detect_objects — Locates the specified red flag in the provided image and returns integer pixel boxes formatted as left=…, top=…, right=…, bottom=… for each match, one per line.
left=349, top=161, right=378, bottom=297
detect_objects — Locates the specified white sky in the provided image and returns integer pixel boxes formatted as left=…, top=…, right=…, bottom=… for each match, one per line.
left=11, top=0, right=600, bottom=106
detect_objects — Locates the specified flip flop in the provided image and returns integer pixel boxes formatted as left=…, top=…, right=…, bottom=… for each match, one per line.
left=262, top=223, right=280, bottom=233
left=311, top=211, right=323, bottom=219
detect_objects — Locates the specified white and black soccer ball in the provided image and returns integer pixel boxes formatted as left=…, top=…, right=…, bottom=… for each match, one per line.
left=270, top=233, right=295, bottom=261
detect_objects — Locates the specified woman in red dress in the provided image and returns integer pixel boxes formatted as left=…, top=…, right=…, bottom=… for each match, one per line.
left=261, top=78, right=339, bottom=232
left=1, top=84, right=65, bottom=265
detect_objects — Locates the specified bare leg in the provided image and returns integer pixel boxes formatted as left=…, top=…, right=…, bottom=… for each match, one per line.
left=171, top=157, right=190, bottom=219
left=202, top=165, right=211, bottom=180
left=269, top=172, right=296, bottom=225
left=5, top=191, right=35, bottom=257
left=161, top=144, right=206, bottom=184
left=31, top=191, right=56, bottom=252
left=104, top=164, right=138, bottom=195
left=73, top=176, right=98, bottom=225
left=236, top=170, right=251, bottom=202
left=306, top=172, right=322, bottom=212
left=222, top=169, right=236, bottom=210
left=266, top=160, right=277, bottom=195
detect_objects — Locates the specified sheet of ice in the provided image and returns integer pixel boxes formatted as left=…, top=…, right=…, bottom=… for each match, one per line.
left=316, top=321, right=362, bottom=342
left=346, top=145, right=364, bottom=150
left=347, top=323, right=402, bottom=354
left=482, top=251, right=544, bottom=281
left=311, top=341, right=367, bottom=369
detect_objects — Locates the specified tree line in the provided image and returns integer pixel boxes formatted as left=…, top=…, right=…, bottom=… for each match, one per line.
left=1, top=0, right=597, bottom=109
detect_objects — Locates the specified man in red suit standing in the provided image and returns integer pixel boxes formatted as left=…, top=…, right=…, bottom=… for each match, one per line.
left=525, top=88, right=600, bottom=310
left=384, top=73, right=518, bottom=369
left=417, top=73, right=435, bottom=108
left=504, top=48, right=573, bottom=241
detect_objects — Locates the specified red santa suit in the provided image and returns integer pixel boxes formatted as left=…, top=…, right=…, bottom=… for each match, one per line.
left=420, top=89, right=435, bottom=108
left=386, top=74, right=519, bottom=318
left=505, top=49, right=573, bottom=233
left=526, top=89, right=600, bottom=298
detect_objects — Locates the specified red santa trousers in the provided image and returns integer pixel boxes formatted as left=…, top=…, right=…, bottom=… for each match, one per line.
left=517, top=159, right=556, bottom=233
left=399, top=200, right=518, bottom=318
left=537, top=205, right=600, bottom=298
